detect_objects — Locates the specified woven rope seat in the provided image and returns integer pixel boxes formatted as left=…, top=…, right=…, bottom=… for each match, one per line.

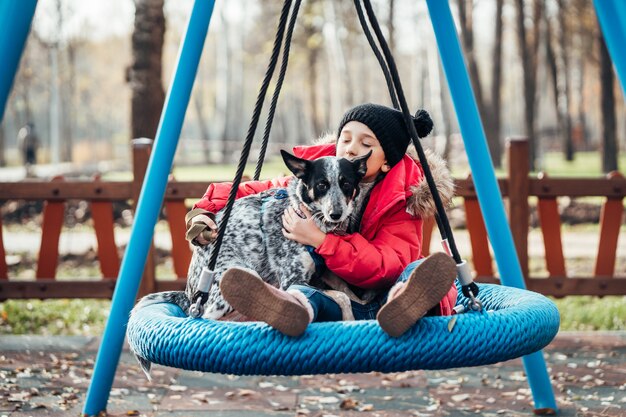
left=127, top=283, right=559, bottom=376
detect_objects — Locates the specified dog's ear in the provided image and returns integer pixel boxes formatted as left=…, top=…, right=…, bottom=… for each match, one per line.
left=351, top=150, right=372, bottom=178
left=281, top=150, right=310, bottom=179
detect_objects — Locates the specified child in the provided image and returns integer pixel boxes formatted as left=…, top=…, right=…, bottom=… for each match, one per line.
left=187, top=103, right=458, bottom=337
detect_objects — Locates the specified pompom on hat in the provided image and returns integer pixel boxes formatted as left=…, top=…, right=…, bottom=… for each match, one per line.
left=337, top=103, right=433, bottom=167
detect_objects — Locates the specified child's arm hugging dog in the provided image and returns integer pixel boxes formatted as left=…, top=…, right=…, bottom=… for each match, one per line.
left=186, top=103, right=458, bottom=337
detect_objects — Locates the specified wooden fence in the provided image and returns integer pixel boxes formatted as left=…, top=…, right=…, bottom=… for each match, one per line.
left=0, top=138, right=624, bottom=301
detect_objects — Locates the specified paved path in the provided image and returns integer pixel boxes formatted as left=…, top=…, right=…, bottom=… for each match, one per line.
left=4, top=228, right=624, bottom=277
left=1, top=331, right=625, bottom=416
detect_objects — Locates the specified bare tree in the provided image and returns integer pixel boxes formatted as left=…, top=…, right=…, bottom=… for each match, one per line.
left=129, top=0, right=165, bottom=141
left=457, top=0, right=485, bottom=114
left=457, top=0, right=503, bottom=167
left=515, top=0, right=543, bottom=170
left=297, top=0, right=324, bottom=134
left=544, top=2, right=573, bottom=162
left=556, top=0, right=573, bottom=160
left=388, top=0, right=396, bottom=55
left=598, top=26, right=617, bottom=173
left=0, top=124, right=5, bottom=167
left=489, top=0, right=504, bottom=168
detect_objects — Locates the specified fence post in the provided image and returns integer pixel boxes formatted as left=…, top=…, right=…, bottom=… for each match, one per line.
left=132, top=138, right=157, bottom=297
left=507, top=138, right=530, bottom=279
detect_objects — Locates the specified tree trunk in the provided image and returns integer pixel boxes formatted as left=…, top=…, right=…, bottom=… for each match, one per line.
left=193, top=92, right=211, bottom=163
left=130, top=0, right=165, bottom=141
left=488, top=0, right=504, bottom=168
left=556, top=0, right=573, bottom=161
left=388, top=0, right=396, bottom=55
left=598, top=29, right=617, bottom=173
left=457, top=0, right=485, bottom=112
left=62, top=42, right=77, bottom=162
left=323, top=0, right=351, bottom=113
left=0, top=123, right=5, bottom=167
left=458, top=0, right=500, bottom=165
left=302, top=0, right=323, bottom=134
left=545, top=15, right=564, bottom=158
left=515, top=0, right=543, bottom=170
left=215, top=8, right=229, bottom=162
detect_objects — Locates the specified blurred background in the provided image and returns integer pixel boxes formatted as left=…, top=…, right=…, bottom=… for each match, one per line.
left=0, top=0, right=625, bottom=338
left=0, top=0, right=624, bottom=178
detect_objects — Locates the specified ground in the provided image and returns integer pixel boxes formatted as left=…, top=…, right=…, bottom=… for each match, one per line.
left=0, top=331, right=624, bottom=417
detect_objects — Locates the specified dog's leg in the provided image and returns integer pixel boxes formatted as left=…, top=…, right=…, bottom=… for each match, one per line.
left=130, top=290, right=191, bottom=380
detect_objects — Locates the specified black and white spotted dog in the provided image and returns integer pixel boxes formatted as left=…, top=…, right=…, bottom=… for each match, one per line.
left=133, top=150, right=372, bottom=322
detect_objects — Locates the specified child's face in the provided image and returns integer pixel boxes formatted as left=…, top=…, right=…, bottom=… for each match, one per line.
left=336, top=121, right=390, bottom=182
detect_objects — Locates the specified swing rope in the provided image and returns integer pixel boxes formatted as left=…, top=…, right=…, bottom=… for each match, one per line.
left=253, top=0, right=302, bottom=181
left=205, top=0, right=478, bottom=303
left=353, top=0, right=399, bottom=110
left=357, top=0, right=479, bottom=299
left=354, top=0, right=452, bottom=251
left=207, top=0, right=294, bottom=271
left=358, top=0, right=462, bottom=262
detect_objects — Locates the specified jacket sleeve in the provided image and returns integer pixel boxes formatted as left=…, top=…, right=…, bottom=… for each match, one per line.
left=315, top=206, right=423, bottom=290
left=192, top=176, right=293, bottom=213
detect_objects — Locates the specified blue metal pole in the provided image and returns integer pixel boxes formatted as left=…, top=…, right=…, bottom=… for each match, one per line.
left=82, top=1, right=215, bottom=415
left=425, top=0, right=557, bottom=412
left=0, top=0, right=38, bottom=124
left=594, top=0, right=626, bottom=96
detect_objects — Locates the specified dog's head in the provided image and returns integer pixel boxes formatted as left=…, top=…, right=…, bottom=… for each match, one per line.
left=281, top=150, right=371, bottom=226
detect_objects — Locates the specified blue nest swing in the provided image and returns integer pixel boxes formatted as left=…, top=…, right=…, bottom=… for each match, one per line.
left=127, top=283, right=559, bottom=375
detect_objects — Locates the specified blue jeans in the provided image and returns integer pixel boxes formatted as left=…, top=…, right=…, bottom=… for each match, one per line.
left=289, top=259, right=425, bottom=322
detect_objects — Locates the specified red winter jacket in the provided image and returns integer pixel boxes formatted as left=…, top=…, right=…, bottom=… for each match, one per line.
left=193, top=143, right=457, bottom=316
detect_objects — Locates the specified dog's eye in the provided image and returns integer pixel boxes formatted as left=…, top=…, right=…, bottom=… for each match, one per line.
left=341, top=181, right=352, bottom=190
left=316, top=181, right=329, bottom=191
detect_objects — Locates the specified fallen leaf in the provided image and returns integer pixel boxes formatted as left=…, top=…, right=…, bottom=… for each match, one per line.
left=238, top=389, right=257, bottom=397
left=451, top=393, right=470, bottom=402
left=340, top=398, right=358, bottom=410
left=319, top=396, right=340, bottom=404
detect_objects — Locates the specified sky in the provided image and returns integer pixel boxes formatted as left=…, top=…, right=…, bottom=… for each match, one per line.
left=31, top=0, right=260, bottom=43
left=33, top=0, right=198, bottom=42
left=30, top=0, right=495, bottom=46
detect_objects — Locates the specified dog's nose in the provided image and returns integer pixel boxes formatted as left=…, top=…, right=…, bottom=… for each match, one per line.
left=330, top=212, right=342, bottom=221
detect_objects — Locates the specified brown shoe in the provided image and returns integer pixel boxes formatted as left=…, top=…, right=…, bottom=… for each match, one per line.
left=377, top=252, right=457, bottom=337
left=219, top=268, right=311, bottom=337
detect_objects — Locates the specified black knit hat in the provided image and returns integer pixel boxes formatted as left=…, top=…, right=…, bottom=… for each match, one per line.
left=337, top=103, right=433, bottom=167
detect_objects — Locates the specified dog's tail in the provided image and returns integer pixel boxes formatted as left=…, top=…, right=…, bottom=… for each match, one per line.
left=130, top=291, right=191, bottom=380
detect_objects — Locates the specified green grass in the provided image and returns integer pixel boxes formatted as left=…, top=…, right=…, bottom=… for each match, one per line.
left=553, top=296, right=626, bottom=331
left=449, top=150, right=625, bottom=178
left=1, top=295, right=624, bottom=335
left=534, top=151, right=625, bottom=177
left=103, top=157, right=290, bottom=182
left=0, top=299, right=110, bottom=335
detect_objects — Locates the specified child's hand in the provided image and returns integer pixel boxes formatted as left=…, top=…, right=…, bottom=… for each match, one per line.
left=282, top=204, right=326, bottom=248
left=188, top=214, right=218, bottom=245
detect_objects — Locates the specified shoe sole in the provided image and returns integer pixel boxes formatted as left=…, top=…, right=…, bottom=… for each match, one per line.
left=377, top=253, right=457, bottom=337
left=219, top=268, right=309, bottom=337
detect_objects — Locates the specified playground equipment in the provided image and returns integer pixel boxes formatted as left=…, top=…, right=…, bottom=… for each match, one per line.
left=1, top=1, right=624, bottom=416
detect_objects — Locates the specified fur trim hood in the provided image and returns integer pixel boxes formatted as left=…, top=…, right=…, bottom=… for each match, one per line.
left=312, top=133, right=454, bottom=219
